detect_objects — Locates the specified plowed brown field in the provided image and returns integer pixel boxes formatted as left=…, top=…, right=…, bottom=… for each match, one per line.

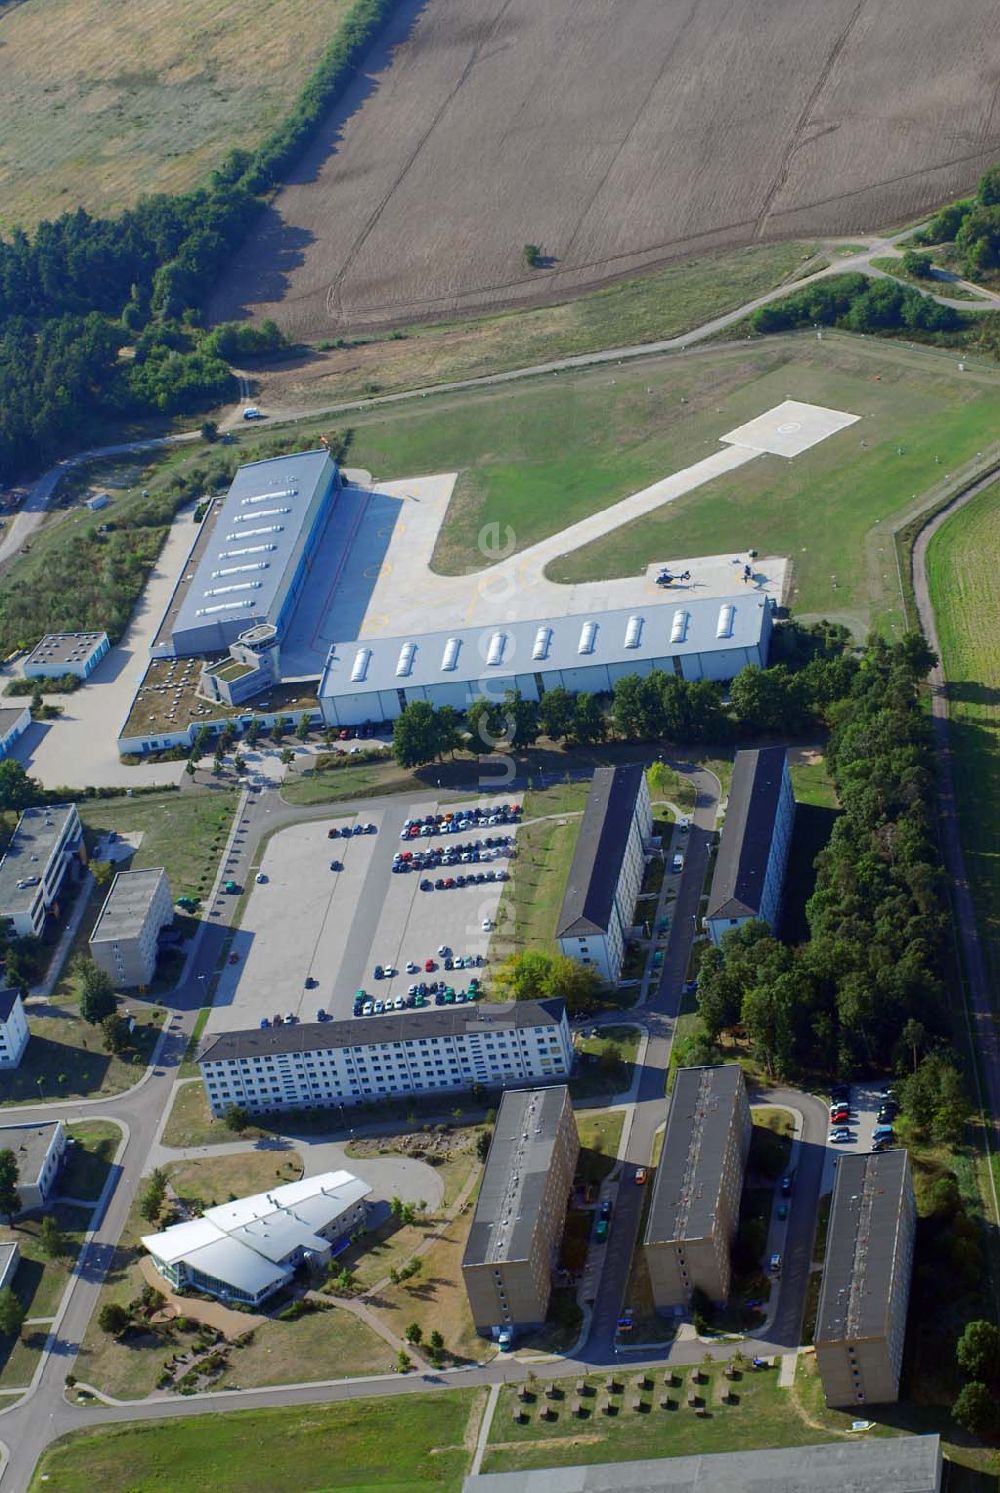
left=210, top=0, right=1000, bottom=337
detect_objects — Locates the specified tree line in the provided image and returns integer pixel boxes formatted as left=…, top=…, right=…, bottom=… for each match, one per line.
left=918, top=165, right=1000, bottom=278
left=751, top=270, right=961, bottom=337
left=695, top=633, right=957, bottom=1081
left=0, top=0, right=394, bottom=480
left=390, top=620, right=856, bottom=768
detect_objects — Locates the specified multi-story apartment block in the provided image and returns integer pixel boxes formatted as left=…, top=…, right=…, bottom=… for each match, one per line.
left=88, top=867, right=173, bottom=989
left=462, top=1085, right=579, bottom=1339
left=0, top=1121, right=66, bottom=1214
left=556, top=764, right=653, bottom=982
left=0, top=989, right=29, bottom=1070
left=0, top=804, right=84, bottom=938
left=706, top=746, right=794, bottom=945
left=815, top=1149, right=916, bottom=1407
left=644, top=1064, right=751, bottom=1308
left=198, top=999, right=573, bottom=1117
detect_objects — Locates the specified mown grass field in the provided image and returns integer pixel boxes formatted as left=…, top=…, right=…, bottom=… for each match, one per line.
left=0, top=0, right=351, bottom=232
left=81, top=790, right=238, bottom=902
left=29, top=1388, right=484, bottom=1492
left=926, top=480, right=1000, bottom=1001
left=261, top=335, right=1000, bottom=639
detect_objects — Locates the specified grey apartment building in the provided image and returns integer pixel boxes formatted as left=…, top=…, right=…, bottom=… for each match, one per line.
left=556, top=764, right=652, bottom=983
left=815, top=1149, right=916, bottom=1407
left=88, top=867, right=173, bottom=988
left=462, top=1085, right=579, bottom=1340
left=706, top=746, right=794, bottom=945
left=644, top=1064, right=751, bottom=1309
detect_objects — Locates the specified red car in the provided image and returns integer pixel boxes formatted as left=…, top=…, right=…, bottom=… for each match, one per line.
left=830, top=1107, right=849, bottom=1125
left=424, top=958, right=436, bottom=972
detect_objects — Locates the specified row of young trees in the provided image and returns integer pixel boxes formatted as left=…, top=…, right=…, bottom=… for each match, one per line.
left=696, top=634, right=953, bottom=1079
left=390, top=622, right=855, bottom=768
left=0, top=0, right=394, bottom=479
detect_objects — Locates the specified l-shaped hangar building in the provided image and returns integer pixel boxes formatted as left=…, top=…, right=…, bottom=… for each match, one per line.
left=318, top=592, right=773, bottom=727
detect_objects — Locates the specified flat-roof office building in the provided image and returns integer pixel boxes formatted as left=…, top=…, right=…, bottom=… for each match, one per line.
left=163, top=450, right=340, bottom=658
left=0, top=990, right=29, bottom=1070
left=706, top=746, right=794, bottom=945
left=0, top=804, right=84, bottom=938
left=0, top=705, right=31, bottom=761
left=199, top=1000, right=573, bottom=1118
left=815, top=1149, right=916, bottom=1407
left=23, top=631, right=110, bottom=680
left=556, top=765, right=652, bottom=983
left=462, top=1086, right=579, bottom=1339
left=88, top=867, right=173, bottom=989
left=0, top=1121, right=66, bottom=1213
left=318, top=595, right=774, bottom=728
left=644, top=1064, right=751, bottom=1308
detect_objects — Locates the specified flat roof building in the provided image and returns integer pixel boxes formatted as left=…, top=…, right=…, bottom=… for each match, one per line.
left=463, top=1086, right=579, bottom=1339
left=318, top=594, right=773, bottom=728
left=556, top=764, right=652, bottom=983
left=88, top=867, right=173, bottom=989
left=199, top=1000, right=573, bottom=1117
left=0, top=1120, right=66, bottom=1213
left=461, top=1435, right=943, bottom=1493
left=645, top=1064, right=751, bottom=1308
left=0, top=989, right=29, bottom=1070
left=0, top=1242, right=19, bottom=1295
left=706, top=746, right=794, bottom=945
left=0, top=704, right=31, bottom=761
left=166, top=450, right=340, bottom=657
left=143, top=1170, right=370, bottom=1306
left=0, top=803, right=84, bottom=938
left=815, top=1149, right=916, bottom=1407
left=23, top=631, right=109, bottom=680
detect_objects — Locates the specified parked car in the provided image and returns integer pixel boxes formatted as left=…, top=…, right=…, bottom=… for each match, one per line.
left=594, top=1219, right=609, bottom=1242
left=255, top=872, right=267, bottom=884
left=671, top=853, right=685, bottom=873
left=769, top=1253, right=782, bottom=1274
left=780, top=1174, right=793, bottom=1196
left=829, top=1127, right=853, bottom=1143
left=634, top=1168, right=647, bottom=1185
left=223, top=880, right=241, bottom=894
left=599, top=1198, right=612, bottom=1221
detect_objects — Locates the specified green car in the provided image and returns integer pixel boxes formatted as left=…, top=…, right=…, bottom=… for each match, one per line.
left=777, top=1202, right=789, bottom=1221
left=224, top=880, right=241, bottom=894
left=595, top=1219, right=609, bottom=1242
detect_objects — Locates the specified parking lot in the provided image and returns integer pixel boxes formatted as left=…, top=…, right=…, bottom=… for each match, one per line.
left=204, top=796, right=520, bottom=1036
left=820, top=1080, right=896, bottom=1192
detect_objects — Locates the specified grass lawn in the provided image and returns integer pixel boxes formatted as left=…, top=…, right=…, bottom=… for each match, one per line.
left=30, top=1387, right=485, bottom=1493
left=160, top=1079, right=262, bottom=1148
left=81, top=791, right=239, bottom=904
left=787, top=747, right=839, bottom=809
left=281, top=760, right=426, bottom=805
left=368, top=1209, right=489, bottom=1365
left=0, top=1205, right=92, bottom=1321
left=482, top=1357, right=900, bottom=1474
left=926, top=479, right=1000, bottom=1002
left=223, top=1302, right=392, bottom=1387
left=277, top=334, right=1000, bottom=640
left=0, top=1000, right=162, bottom=1108
left=570, top=1026, right=640, bottom=1102
left=0, top=0, right=353, bottom=232
left=575, top=1109, right=625, bottom=1186
left=77, top=1152, right=300, bottom=1399
left=492, top=783, right=587, bottom=957
left=62, top=1121, right=122, bottom=1201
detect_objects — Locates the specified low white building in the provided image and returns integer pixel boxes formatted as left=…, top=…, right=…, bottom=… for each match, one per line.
left=0, top=1121, right=66, bottom=1214
left=88, top=867, right=173, bottom=989
left=0, top=1242, right=19, bottom=1294
left=318, top=595, right=774, bottom=728
left=142, top=1170, right=371, bottom=1306
left=23, top=632, right=110, bottom=681
left=0, top=803, right=84, bottom=938
left=0, top=705, right=31, bottom=761
left=0, top=989, right=29, bottom=1069
left=199, top=999, right=573, bottom=1118
left=556, top=764, right=652, bottom=982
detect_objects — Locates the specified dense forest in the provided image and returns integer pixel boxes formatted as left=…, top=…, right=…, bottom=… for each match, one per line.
left=695, top=633, right=952, bottom=1080
left=0, top=0, right=394, bottom=482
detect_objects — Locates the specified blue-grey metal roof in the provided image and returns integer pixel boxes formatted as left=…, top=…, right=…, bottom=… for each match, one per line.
left=318, top=594, right=770, bottom=701
left=707, top=746, right=788, bottom=921
left=170, top=450, right=335, bottom=653
left=557, top=765, right=645, bottom=937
